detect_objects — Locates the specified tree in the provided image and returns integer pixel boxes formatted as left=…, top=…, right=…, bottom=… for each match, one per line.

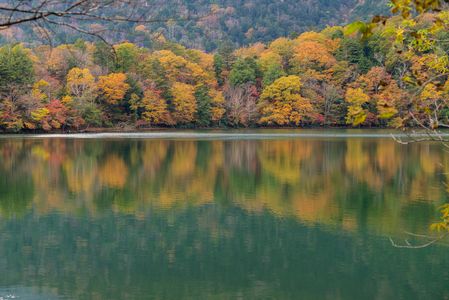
left=0, top=44, right=34, bottom=94
left=171, top=82, right=197, bottom=124
left=213, top=54, right=225, bottom=86
left=389, top=0, right=449, bottom=18
left=376, top=81, right=404, bottom=126
left=210, top=90, right=226, bottom=124
left=259, top=76, right=313, bottom=126
left=268, top=38, right=295, bottom=70
left=97, top=73, right=130, bottom=105
left=46, top=45, right=86, bottom=81
left=131, top=90, right=173, bottom=126
left=225, top=83, right=259, bottom=127
left=291, top=32, right=338, bottom=74
left=114, top=43, right=140, bottom=73
left=154, top=50, right=211, bottom=86
left=94, top=42, right=116, bottom=74
left=345, top=88, right=370, bottom=126
left=229, top=58, right=259, bottom=87
left=66, top=68, right=96, bottom=99
left=195, top=85, right=212, bottom=127
left=32, top=80, right=51, bottom=103
left=139, top=58, right=172, bottom=101
left=258, top=50, right=285, bottom=86
left=262, top=64, right=286, bottom=87
left=0, top=100, right=23, bottom=132
left=335, top=38, right=375, bottom=73
left=31, top=100, right=69, bottom=131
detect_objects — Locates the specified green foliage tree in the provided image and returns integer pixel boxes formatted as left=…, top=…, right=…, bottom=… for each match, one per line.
left=114, top=43, right=139, bottom=73
left=94, top=42, right=116, bottom=73
left=0, top=44, right=34, bottom=93
left=195, top=85, right=212, bottom=127
left=262, top=64, right=286, bottom=86
left=229, top=58, right=259, bottom=87
left=213, top=54, right=225, bottom=86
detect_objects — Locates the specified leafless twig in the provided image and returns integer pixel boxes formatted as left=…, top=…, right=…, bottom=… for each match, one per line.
left=389, top=232, right=449, bottom=249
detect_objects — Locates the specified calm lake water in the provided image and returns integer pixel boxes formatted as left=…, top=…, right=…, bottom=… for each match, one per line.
left=0, top=130, right=448, bottom=299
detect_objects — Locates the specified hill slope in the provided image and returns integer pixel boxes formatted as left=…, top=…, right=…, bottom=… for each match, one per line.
left=0, top=0, right=389, bottom=50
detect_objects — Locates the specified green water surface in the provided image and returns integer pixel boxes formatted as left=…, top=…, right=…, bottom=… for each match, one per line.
left=0, top=131, right=448, bottom=299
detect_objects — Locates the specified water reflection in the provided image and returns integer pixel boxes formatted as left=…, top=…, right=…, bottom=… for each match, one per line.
left=0, top=136, right=448, bottom=299
left=0, top=137, right=447, bottom=234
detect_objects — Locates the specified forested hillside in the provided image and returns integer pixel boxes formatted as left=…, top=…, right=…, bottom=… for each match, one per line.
left=1, top=10, right=449, bottom=132
left=0, top=0, right=388, bottom=50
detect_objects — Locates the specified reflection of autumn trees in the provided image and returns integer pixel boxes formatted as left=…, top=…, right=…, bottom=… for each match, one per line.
left=0, top=137, right=448, bottom=234
left=99, top=154, right=129, bottom=188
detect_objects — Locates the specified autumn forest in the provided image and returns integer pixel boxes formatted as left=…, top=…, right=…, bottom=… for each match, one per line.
left=1, top=9, right=449, bottom=132
left=2, top=0, right=449, bottom=299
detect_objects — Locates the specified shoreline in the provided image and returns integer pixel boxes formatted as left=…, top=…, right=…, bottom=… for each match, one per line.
left=0, top=126, right=404, bottom=135
left=1, top=128, right=447, bottom=140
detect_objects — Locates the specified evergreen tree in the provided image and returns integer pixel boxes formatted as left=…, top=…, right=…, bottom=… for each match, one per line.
left=195, top=85, right=212, bottom=127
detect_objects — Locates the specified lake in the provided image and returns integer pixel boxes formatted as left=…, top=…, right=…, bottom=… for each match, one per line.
left=0, top=130, right=448, bottom=299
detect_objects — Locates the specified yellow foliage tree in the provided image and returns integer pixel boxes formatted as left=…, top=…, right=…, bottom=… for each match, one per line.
left=171, top=82, right=197, bottom=124
left=259, top=76, right=313, bottom=126
left=32, top=80, right=50, bottom=102
left=209, top=89, right=226, bottom=122
left=268, top=38, right=295, bottom=69
left=345, top=88, right=370, bottom=126
left=66, top=67, right=96, bottom=98
left=97, top=73, right=130, bottom=105
left=154, top=50, right=212, bottom=85
left=134, top=90, right=173, bottom=126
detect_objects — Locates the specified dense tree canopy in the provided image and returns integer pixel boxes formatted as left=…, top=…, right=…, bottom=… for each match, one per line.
left=1, top=7, right=449, bottom=132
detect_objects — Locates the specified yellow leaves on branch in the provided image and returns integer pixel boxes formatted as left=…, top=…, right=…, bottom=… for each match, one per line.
left=259, top=75, right=313, bottom=126
left=97, top=73, right=130, bottom=105
left=171, top=82, right=197, bottom=124
left=420, top=83, right=442, bottom=102
left=430, top=204, right=449, bottom=232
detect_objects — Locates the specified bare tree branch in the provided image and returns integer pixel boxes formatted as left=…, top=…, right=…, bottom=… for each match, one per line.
left=389, top=232, right=449, bottom=249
